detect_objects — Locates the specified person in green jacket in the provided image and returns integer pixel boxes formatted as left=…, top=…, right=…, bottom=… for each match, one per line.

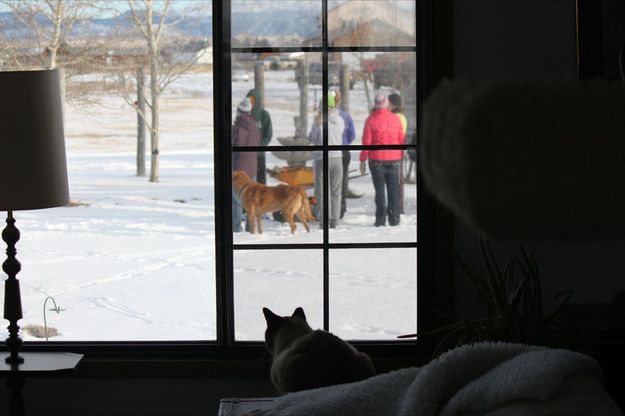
left=246, top=89, right=273, bottom=184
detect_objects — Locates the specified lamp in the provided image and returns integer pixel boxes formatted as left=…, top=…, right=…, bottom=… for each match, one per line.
left=0, top=69, right=69, bottom=365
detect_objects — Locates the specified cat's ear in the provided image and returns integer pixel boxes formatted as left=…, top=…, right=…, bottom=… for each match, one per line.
left=263, top=307, right=281, bottom=327
left=292, top=307, right=306, bottom=321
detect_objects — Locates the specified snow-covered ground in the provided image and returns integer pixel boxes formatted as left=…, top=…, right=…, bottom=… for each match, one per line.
left=2, top=69, right=417, bottom=342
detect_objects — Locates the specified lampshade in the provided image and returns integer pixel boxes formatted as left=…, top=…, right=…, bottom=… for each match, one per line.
left=0, top=69, right=69, bottom=211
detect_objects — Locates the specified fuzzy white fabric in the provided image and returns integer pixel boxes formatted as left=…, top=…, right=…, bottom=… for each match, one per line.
left=269, top=342, right=612, bottom=416
left=420, top=81, right=625, bottom=240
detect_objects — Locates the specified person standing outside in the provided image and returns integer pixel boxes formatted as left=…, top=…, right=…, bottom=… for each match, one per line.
left=332, top=90, right=358, bottom=220
left=232, top=97, right=261, bottom=232
left=359, top=92, right=405, bottom=227
left=309, top=94, right=345, bottom=228
left=246, top=89, right=273, bottom=184
left=388, top=93, right=407, bottom=214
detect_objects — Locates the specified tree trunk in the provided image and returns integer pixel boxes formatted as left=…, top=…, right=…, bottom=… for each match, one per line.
left=57, top=66, right=66, bottom=118
left=136, top=66, right=146, bottom=177
left=149, top=57, right=160, bottom=183
left=340, top=63, right=350, bottom=112
left=360, top=53, right=373, bottom=110
left=147, top=3, right=160, bottom=184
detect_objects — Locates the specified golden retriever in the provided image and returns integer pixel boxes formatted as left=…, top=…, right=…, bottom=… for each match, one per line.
left=233, top=170, right=316, bottom=234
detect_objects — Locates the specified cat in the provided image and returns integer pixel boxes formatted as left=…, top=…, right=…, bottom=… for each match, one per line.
left=262, top=306, right=376, bottom=394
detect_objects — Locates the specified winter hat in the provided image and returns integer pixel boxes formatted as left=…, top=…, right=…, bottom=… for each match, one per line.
left=327, top=93, right=336, bottom=109
left=237, top=97, right=252, bottom=113
left=317, top=94, right=336, bottom=112
left=374, top=92, right=389, bottom=109
left=388, top=93, right=402, bottom=107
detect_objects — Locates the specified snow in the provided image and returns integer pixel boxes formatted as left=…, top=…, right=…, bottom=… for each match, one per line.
left=2, top=69, right=417, bottom=343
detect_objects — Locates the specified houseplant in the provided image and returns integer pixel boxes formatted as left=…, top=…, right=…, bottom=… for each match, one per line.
left=408, top=239, right=591, bottom=357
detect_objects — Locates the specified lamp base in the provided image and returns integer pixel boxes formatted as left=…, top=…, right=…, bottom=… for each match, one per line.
left=4, top=352, right=24, bottom=365
left=2, top=211, right=23, bottom=366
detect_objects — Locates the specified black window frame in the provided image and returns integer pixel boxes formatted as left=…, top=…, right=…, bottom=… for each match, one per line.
left=18, top=0, right=444, bottom=374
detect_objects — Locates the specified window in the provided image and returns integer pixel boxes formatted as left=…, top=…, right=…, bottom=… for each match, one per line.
left=1, top=0, right=434, bottom=359
left=0, top=0, right=215, bottom=341
left=228, top=0, right=419, bottom=342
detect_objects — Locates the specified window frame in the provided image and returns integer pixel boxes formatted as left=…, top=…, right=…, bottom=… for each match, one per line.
left=19, top=0, right=446, bottom=374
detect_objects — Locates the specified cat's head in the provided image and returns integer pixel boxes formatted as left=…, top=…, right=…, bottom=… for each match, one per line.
left=262, top=307, right=312, bottom=354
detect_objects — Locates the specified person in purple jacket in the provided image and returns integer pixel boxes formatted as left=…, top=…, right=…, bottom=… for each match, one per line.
left=332, top=90, right=359, bottom=220
left=232, top=97, right=261, bottom=232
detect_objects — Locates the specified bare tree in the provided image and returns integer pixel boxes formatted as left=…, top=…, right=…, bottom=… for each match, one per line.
left=0, top=0, right=110, bottom=106
left=0, top=0, right=83, bottom=69
left=125, top=0, right=205, bottom=183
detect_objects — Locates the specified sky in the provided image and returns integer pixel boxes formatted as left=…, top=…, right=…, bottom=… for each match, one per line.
left=0, top=1, right=414, bottom=16
left=0, top=0, right=211, bottom=17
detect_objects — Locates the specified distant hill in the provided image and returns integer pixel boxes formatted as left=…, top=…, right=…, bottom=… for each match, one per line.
left=0, top=8, right=320, bottom=40
left=231, top=9, right=318, bottom=38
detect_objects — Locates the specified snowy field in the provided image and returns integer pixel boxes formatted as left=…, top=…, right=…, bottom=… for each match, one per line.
left=2, top=69, right=417, bottom=342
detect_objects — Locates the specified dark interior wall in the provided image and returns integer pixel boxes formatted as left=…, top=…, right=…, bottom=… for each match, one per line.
left=0, top=376, right=274, bottom=416
left=451, top=0, right=625, bottom=316
left=453, top=0, right=577, bottom=81
left=602, top=0, right=625, bottom=80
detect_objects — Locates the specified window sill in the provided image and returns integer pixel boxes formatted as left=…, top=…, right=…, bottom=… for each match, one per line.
left=20, top=340, right=428, bottom=378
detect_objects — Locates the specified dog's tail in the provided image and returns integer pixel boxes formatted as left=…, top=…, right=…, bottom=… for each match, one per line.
left=300, top=188, right=316, bottom=221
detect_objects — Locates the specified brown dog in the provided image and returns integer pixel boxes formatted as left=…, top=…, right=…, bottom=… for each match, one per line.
left=232, top=170, right=316, bottom=234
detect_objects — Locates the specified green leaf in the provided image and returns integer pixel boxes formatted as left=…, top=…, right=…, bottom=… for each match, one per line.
left=453, top=251, right=493, bottom=308
left=548, top=290, right=572, bottom=320
left=479, top=238, right=509, bottom=312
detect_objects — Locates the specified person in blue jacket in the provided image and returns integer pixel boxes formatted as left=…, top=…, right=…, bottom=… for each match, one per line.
left=332, top=89, right=359, bottom=220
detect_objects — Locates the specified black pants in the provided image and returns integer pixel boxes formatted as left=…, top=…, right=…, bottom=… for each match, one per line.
left=256, top=153, right=266, bottom=184
left=369, top=160, right=401, bottom=226
left=340, top=150, right=350, bottom=218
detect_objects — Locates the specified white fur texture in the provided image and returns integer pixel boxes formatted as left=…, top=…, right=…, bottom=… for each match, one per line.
left=270, top=342, right=617, bottom=416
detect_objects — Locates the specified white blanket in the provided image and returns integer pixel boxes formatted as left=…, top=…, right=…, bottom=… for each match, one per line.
left=269, top=342, right=611, bottom=416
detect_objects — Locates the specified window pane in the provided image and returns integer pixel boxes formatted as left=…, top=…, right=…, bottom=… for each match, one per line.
left=232, top=52, right=322, bottom=242
left=330, top=172, right=416, bottom=241
left=232, top=52, right=320, bottom=147
left=328, top=0, right=416, bottom=47
left=232, top=158, right=416, bottom=241
left=0, top=1, right=215, bottom=341
left=341, top=51, right=417, bottom=139
left=234, top=249, right=323, bottom=341
left=330, top=248, right=416, bottom=340
left=232, top=151, right=321, bottom=239
left=232, top=0, right=322, bottom=48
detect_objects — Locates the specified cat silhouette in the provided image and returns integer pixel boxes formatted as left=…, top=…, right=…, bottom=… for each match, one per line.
left=263, top=306, right=376, bottom=394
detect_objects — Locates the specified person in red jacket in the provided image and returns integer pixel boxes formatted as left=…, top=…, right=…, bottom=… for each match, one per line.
left=359, top=92, right=405, bottom=226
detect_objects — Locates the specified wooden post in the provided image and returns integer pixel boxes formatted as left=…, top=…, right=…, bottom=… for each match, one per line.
left=254, top=62, right=265, bottom=105
left=297, top=59, right=308, bottom=137
left=340, top=63, right=350, bottom=112
left=136, top=66, right=146, bottom=177
left=254, top=62, right=267, bottom=183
